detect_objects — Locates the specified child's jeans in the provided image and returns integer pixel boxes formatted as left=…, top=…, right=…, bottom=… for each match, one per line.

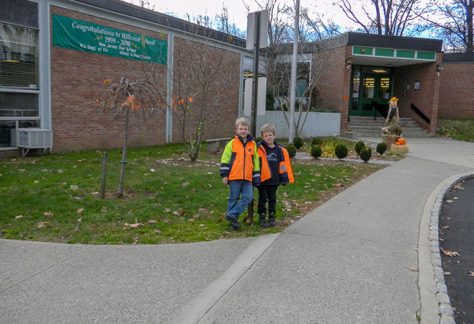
left=226, top=180, right=253, bottom=220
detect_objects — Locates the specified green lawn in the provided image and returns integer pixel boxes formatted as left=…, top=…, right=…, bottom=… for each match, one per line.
left=437, top=119, right=474, bottom=142
left=0, top=142, right=382, bottom=244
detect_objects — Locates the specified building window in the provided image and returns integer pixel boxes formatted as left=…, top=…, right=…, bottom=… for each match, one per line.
left=0, top=22, right=39, bottom=88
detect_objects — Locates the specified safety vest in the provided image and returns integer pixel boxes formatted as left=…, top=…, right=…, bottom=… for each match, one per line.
left=258, top=144, right=294, bottom=184
left=220, top=136, right=260, bottom=182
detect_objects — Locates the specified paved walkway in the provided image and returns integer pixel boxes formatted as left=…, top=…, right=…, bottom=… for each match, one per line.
left=1, top=137, right=474, bottom=323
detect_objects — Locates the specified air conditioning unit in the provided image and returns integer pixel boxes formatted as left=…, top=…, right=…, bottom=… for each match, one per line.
left=16, top=128, right=52, bottom=156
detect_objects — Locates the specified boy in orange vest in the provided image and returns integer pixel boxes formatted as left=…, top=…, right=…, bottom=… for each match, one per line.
left=257, top=123, right=294, bottom=227
left=220, top=117, right=261, bottom=230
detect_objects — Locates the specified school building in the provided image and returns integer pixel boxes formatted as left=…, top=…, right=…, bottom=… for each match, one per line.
left=1, top=0, right=473, bottom=154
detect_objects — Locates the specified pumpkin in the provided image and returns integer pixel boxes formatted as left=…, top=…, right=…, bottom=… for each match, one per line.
left=396, top=137, right=406, bottom=145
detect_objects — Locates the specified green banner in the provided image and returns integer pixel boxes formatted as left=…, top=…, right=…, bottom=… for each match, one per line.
left=52, top=14, right=167, bottom=64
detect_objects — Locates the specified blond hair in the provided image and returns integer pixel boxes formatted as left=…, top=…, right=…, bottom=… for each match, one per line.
left=260, top=123, right=276, bottom=135
left=235, top=117, right=250, bottom=128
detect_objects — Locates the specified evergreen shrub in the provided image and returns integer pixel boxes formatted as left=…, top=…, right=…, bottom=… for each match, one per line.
left=334, top=144, right=348, bottom=160
left=360, top=147, right=372, bottom=162
left=354, top=141, right=365, bottom=155
left=293, top=136, right=304, bottom=149
left=376, top=142, right=388, bottom=156
left=286, top=144, right=297, bottom=158
left=311, top=137, right=323, bottom=146
left=311, top=145, right=322, bottom=159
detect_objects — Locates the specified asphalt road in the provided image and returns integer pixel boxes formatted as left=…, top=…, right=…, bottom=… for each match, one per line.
left=440, top=178, right=474, bottom=324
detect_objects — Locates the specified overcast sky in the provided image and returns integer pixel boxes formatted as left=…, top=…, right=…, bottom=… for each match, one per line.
left=125, top=0, right=354, bottom=32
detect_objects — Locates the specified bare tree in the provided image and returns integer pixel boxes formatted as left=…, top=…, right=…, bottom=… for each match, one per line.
left=273, top=44, right=333, bottom=137
left=145, top=39, right=237, bottom=162
left=215, top=3, right=246, bottom=38
left=135, top=0, right=155, bottom=11
left=336, top=0, right=427, bottom=36
left=300, top=9, right=342, bottom=40
left=422, top=0, right=474, bottom=52
left=244, top=0, right=335, bottom=137
left=96, top=77, right=161, bottom=197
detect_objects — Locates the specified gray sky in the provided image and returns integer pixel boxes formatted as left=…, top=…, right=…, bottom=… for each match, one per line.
left=125, top=0, right=354, bottom=31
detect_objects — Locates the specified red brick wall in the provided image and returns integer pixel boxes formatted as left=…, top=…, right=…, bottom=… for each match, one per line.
left=171, top=37, right=240, bottom=142
left=314, top=46, right=348, bottom=130
left=50, top=7, right=241, bottom=152
left=438, top=62, right=474, bottom=119
left=50, top=6, right=168, bottom=151
left=393, top=53, right=442, bottom=133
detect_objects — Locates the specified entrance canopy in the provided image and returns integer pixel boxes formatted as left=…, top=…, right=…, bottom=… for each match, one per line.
left=347, top=32, right=442, bottom=67
left=351, top=46, right=436, bottom=67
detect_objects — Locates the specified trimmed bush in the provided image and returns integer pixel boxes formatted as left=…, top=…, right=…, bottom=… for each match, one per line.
left=360, top=147, right=372, bottom=162
left=354, top=141, right=365, bottom=155
left=376, top=142, right=388, bottom=156
left=293, top=136, right=304, bottom=149
left=311, top=137, right=323, bottom=147
left=255, top=136, right=262, bottom=143
left=311, top=145, right=322, bottom=159
left=285, top=144, right=297, bottom=158
left=334, top=144, right=348, bottom=160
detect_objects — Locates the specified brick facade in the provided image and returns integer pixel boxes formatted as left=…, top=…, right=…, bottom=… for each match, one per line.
left=393, top=53, right=442, bottom=133
left=314, top=46, right=348, bottom=129
left=50, top=6, right=241, bottom=152
left=438, top=62, right=474, bottom=119
left=170, top=37, right=241, bottom=143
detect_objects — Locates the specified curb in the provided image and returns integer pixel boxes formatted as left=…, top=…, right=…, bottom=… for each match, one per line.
left=427, top=173, right=474, bottom=323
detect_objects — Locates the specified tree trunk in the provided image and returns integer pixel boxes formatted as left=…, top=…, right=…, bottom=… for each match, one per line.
left=117, top=109, right=129, bottom=197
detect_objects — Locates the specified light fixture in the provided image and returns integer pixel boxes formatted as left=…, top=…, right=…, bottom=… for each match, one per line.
left=346, top=58, right=352, bottom=69
left=372, top=69, right=387, bottom=73
left=436, top=64, right=444, bottom=77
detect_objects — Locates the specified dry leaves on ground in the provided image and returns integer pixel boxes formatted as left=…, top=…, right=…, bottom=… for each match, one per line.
left=440, top=248, right=460, bottom=257
left=453, top=183, right=464, bottom=190
left=43, top=211, right=54, bottom=218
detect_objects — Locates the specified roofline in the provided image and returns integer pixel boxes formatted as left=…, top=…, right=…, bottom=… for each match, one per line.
left=345, top=32, right=443, bottom=52
left=70, top=0, right=246, bottom=48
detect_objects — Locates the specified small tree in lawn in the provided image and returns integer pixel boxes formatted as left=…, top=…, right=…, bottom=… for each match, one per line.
left=96, top=77, right=160, bottom=197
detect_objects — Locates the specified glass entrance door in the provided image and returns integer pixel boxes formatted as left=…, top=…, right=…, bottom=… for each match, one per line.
left=350, top=67, right=392, bottom=116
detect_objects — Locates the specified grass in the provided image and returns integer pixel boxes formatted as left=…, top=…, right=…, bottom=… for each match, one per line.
left=0, top=142, right=383, bottom=244
left=437, top=118, right=474, bottom=142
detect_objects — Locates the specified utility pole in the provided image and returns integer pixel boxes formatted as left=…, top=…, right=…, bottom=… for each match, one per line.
left=288, top=0, right=300, bottom=143
left=251, top=12, right=261, bottom=137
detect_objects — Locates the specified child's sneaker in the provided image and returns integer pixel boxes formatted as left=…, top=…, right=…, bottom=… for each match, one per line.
left=225, top=215, right=241, bottom=230
left=259, top=214, right=269, bottom=228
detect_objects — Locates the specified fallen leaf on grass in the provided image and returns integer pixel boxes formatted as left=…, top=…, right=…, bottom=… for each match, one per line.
left=76, top=208, right=84, bottom=214
left=15, top=215, right=24, bottom=220
left=123, top=222, right=143, bottom=229
left=36, top=221, right=49, bottom=228
left=43, top=211, right=54, bottom=218
left=440, top=248, right=460, bottom=257
left=147, top=219, right=157, bottom=224
left=172, top=208, right=185, bottom=216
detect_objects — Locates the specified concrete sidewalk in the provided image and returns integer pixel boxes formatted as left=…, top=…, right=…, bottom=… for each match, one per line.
left=1, top=137, right=474, bottom=323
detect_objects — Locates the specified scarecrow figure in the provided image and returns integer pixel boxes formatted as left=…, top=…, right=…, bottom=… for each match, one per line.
left=382, top=97, right=401, bottom=135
